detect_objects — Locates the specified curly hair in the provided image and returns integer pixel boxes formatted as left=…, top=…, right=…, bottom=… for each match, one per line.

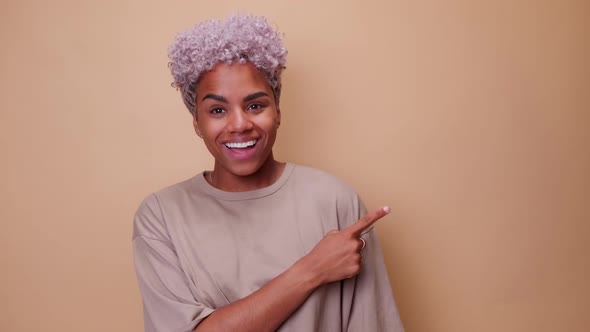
left=168, top=14, right=288, bottom=115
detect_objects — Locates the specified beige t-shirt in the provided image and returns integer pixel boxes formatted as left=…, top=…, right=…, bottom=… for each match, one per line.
left=133, top=163, right=404, bottom=332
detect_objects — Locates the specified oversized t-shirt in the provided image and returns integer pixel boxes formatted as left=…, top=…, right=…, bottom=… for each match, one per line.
left=133, top=163, right=405, bottom=332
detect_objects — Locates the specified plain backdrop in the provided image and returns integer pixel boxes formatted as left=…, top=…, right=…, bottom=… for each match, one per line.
left=1, top=0, right=589, bottom=331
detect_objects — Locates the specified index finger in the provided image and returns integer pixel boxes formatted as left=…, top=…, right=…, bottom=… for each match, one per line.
left=344, top=206, right=391, bottom=237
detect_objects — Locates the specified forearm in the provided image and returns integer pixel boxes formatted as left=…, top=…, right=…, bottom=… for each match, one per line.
left=194, top=207, right=388, bottom=332
left=195, top=259, right=320, bottom=332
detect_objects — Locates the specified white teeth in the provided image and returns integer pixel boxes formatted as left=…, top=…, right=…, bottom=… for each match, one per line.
left=224, top=140, right=257, bottom=149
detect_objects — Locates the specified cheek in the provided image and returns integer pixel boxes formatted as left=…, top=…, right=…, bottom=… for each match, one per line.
left=260, top=112, right=280, bottom=128
left=201, top=126, right=223, bottom=145
left=258, top=118, right=279, bottom=136
left=200, top=121, right=224, bottom=139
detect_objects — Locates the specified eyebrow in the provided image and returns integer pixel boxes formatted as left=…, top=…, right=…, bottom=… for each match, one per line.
left=243, top=92, right=269, bottom=102
left=201, top=94, right=228, bottom=103
left=201, top=91, right=269, bottom=103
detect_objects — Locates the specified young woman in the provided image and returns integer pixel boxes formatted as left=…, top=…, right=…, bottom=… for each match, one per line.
left=133, top=15, right=405, bottom=332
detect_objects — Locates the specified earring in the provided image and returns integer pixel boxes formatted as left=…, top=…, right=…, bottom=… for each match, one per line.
left=196, top=131, right=203, bottom=138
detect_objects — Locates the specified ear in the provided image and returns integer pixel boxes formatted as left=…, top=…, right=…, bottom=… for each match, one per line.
left=276, top=108, right=281, bottom=128
left=192, top=113, right=202, bottom=138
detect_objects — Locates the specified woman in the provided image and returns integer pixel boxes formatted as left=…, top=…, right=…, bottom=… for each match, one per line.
left=133, top=15, right=405, bottom=332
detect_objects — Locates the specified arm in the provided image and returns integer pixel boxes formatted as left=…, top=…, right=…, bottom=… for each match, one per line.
left=341, top=198, right=405, bottom=332
left=194, top=257, right=316, bottom=332
left=195, top=208, right=391, bottom=332
left=345, top=229, right=405, bottom=331
left=134, top=194, right=389, bottom=332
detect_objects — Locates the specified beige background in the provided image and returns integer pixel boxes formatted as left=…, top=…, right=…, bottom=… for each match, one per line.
left=1, top=0, right=589, bottom=331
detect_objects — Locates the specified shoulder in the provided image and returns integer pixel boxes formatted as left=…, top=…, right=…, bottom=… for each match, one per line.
left=153, top=175, right=202, bottom=204
left=289, top=164, right=366, bottom=227
left=133, top=175, right=201, bottom=240
left=290, top=164, right=354, bottom=191
left=289, top=163, right=360, bottom=202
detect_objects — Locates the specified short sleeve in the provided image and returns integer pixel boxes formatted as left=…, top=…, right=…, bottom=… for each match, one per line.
left=133, top=194, right=215, bottom=332
left=341, top=195, right=405, bottom=331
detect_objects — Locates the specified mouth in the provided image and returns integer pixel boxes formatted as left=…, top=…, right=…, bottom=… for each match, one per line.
left=224, top=139, right=257, bottom=149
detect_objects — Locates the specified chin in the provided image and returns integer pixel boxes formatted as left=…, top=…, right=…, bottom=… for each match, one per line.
left=223, top=160, right=266, bottom=177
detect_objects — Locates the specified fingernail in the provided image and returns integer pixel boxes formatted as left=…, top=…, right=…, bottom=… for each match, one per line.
left=383, top=206, right=390, bottom=213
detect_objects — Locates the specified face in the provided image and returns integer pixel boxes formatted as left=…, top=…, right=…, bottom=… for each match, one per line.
left=193, top=62, right=281, bottom=178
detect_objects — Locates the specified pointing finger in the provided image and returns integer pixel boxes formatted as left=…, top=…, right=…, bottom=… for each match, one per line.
left=345, top=206, right=390, bottom=236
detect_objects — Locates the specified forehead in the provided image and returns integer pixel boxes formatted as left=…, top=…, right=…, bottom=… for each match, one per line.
left=196, top=62, right=272, bottom=98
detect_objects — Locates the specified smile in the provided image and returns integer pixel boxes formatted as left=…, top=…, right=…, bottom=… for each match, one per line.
left=224, top=139, right=257, bottom=149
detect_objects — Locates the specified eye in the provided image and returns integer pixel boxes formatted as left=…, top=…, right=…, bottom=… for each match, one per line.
left=209, top=107, right=225, bottom=115
left=247, top=103, right=265, bottom=112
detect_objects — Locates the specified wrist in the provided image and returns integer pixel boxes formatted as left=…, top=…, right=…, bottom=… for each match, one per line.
left=289, top=256, right=324, bottom=290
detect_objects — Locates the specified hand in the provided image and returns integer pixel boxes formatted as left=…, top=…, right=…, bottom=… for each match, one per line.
left=297, top=206, right=391, bottom=286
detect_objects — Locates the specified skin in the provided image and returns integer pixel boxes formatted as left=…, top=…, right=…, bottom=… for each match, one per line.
left=191, top=62, right=390, bottom=332
left=194, top=61, right=283, bottom=192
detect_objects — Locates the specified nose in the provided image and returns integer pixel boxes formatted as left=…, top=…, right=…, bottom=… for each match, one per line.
left=226, top=108, right=254, bottom=133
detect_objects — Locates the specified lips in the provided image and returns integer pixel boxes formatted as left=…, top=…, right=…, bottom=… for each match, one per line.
left=222, top=138, right=259, bottom=161
left=224, top=139, right=257, bottom=149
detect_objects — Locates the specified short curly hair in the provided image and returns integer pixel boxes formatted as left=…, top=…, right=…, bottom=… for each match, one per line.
left=168, top=14, right=288, bottom=115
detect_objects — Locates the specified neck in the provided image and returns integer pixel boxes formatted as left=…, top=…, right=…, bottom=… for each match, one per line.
left=209, top=154, right=285, bottom=192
